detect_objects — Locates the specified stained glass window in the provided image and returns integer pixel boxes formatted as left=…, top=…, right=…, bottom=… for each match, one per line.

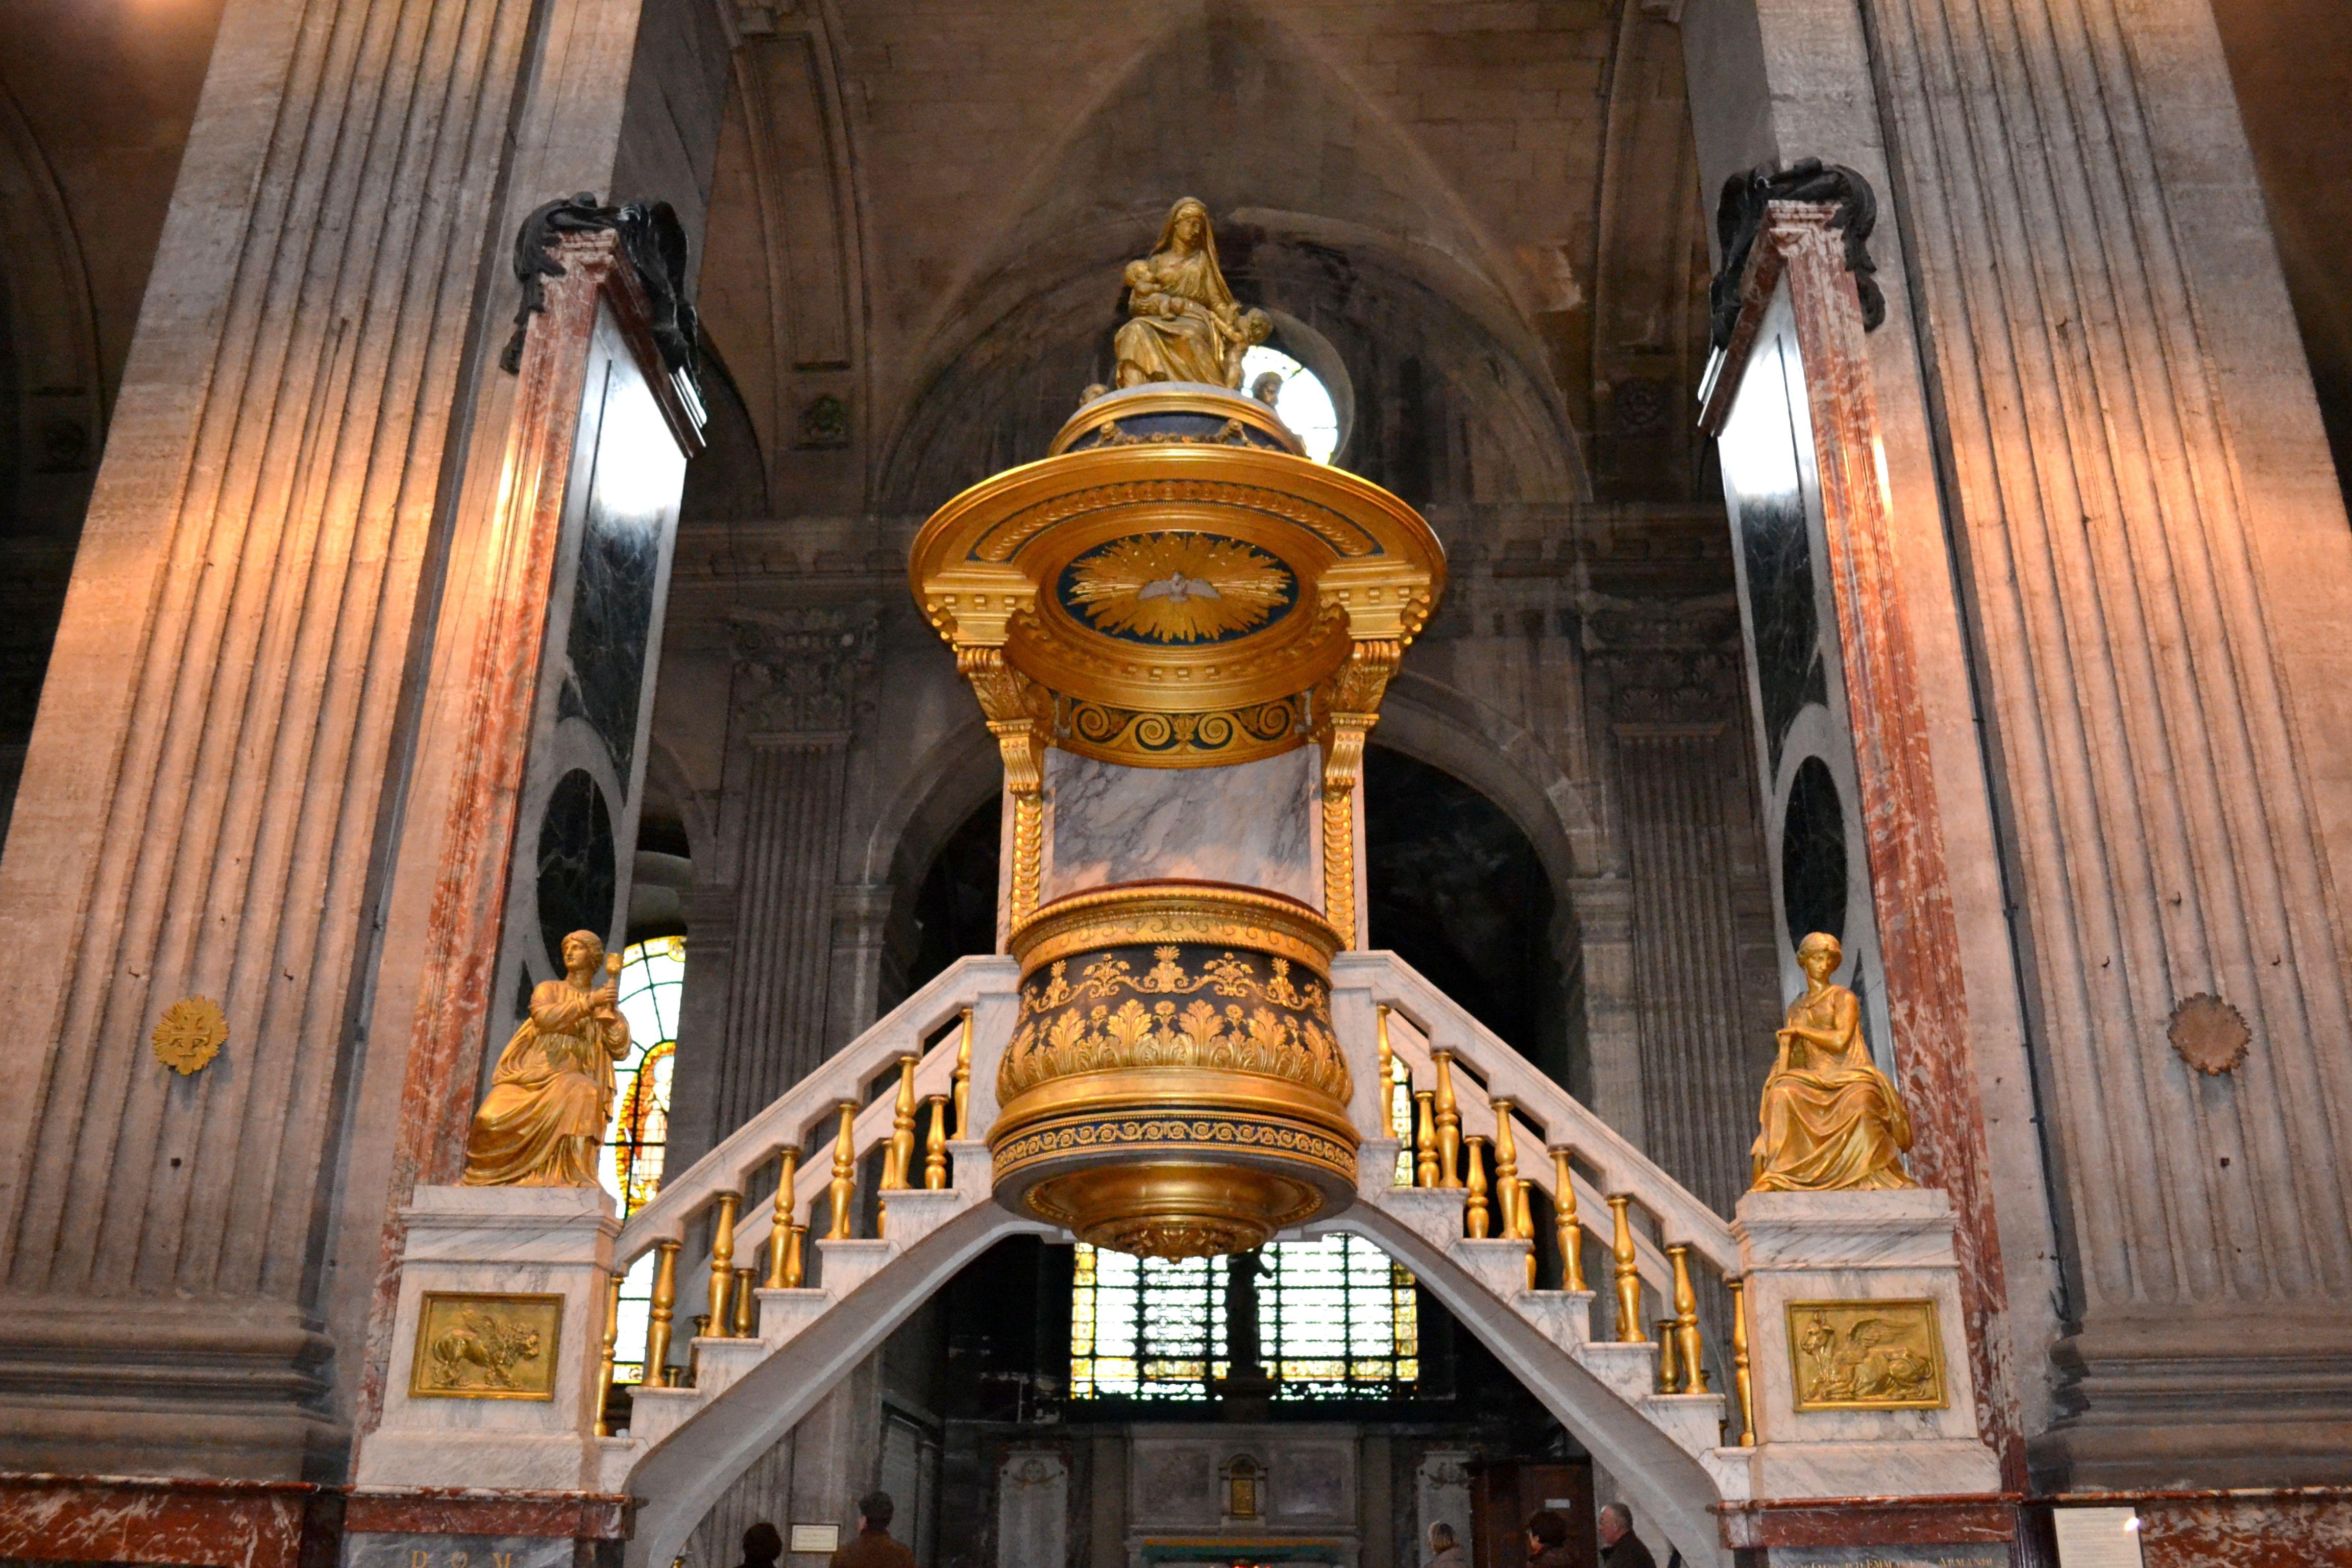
left=1069, top=1234, right=1416, bottom=1401
left=602, top=935, right=683, bottom=1384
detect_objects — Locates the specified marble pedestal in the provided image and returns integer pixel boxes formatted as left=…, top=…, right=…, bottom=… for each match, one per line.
left=354, top=1185, right=618, bottom=1490
left=1731, top=1189, right=2002, bottom=1502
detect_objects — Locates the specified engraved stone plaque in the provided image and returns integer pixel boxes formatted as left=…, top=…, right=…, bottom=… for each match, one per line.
left=409, top=1291, right=565, bottom=1399
left=342, top=1533, right=579, bottom=1568
left=1784, top=1298, right=1947, bottom=1411
left=1767, top=1548, right=2007, bottom=1568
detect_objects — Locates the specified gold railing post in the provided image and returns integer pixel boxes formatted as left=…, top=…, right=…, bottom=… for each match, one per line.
left=952, top=1008, right=973, bottom=1138
left=689, top=1316, right=710, bottom=1384
left=885, top=1056, right=919, bottom=1189
left=1490, top=1098, right=1521, bottom=1236
left=924, top=1093, right=950, bottom=1188
left=595, top=1270, right=623, bottom=1435
left=1550, top=1147, right=1586, bottom=1292
left=1413, top=1091, right=1439, bottom=1187
left=1607, top=1195, right=1646, bottom=1343
left=783, top=1218, right=806, bottom=1288
left=826, top=1099, right=859, bottom=1241
left=1463, top=1136, right=1491, bottom=1238
left=1375, top=1004, right=1394, bottom=1099
left=731, top=1268, right=756, bottom=1338
left=1667, top=1241, right=1709, bottom=1393
left=706, top=1191, right=741, bottom=1335
left=1655, top=1319, right=1681, bottom=1392
left=645, top=1238, right=682, bottom=1385
left=1729, top=1276, right=1756, bottom=1445
left=764, top=1149, right=801, bottom=1289
left=1432, top=1050, right=1462, bottom=1187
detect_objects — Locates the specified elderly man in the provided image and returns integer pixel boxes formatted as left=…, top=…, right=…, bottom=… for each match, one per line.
left=1597, top=1504, right=1657, bottom=1568
left=829, top=1492, right=915, bottom=1568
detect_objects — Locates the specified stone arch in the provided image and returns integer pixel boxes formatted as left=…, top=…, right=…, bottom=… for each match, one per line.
left=618, top=1204, right=1730, bottom=1568
left=870, top=1, right=1584, bottom=510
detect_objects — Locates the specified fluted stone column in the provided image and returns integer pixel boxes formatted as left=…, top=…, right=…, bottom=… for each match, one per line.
left=0, top=0, right=725, bottom=1477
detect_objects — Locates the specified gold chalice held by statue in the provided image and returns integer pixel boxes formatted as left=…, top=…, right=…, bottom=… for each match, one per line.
left=1750, top=932, right=1918, bottom=1192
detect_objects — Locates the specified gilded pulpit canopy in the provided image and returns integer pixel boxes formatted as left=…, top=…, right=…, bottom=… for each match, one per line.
left=1751, top=932, right=1919, bottom=1192
left=1114, top=198, right=1272, bottom=389
left=462, top=930, right=629, bottom=1188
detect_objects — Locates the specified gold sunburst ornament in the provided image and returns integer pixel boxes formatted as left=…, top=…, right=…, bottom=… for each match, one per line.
left=152, top=996, right=228, bottom=1075
left=1061, top=532, right=1293, bottom=643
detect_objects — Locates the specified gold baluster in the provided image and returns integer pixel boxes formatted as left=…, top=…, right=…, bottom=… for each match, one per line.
left=1432, top=1050, right=1462, bottom=1187
left=689, top=1316, right=710, bottom=1385
left=782, top=1217, right=806, bottom=1288
left=952, top=1008, right=973, bottom=1138
left=1655, top=1319, right=1681, bottom=1392
left=764, top=1149, right=801, bottom=1289
left=1375, top=1005, right=1394, bottom=1099
left=1607, top=1195, right=1647, bottom=1343
left=924, top=1094, right=950, bottom=1189
left=1729, top=1276, right=1756, bottom=1446
left=645, top=1238, right=682, bottom=1386
left=1668, top=1242, right=1709, bottom=1393
left=1550, top=1147, right=1587, bottom=1292
left=595, top=1270, right=623, bottom=1436
left=1413, top=1091, right=1439, bottom=1188
left=1464, top=1136, right=1491, bottom=1239
left=731, top=1267, right=756, bottom=1338
left=884, top=1056, right=919, bottom=1191
left=826, top=1099, right=859, bottom=1241
left=1491, top=1099, right=1523, bottom=1240
left=706, top=1191, right=741, bottom=1336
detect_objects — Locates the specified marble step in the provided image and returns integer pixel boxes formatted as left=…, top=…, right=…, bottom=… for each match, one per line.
left=596, top=1435, right=643, bottom=1492
left=1374, top=1186, right=1466, bottom=1250
left=753, top=1286, right=832, bottom=1348
left=812, top=1236, right=897, bottom=1295
left=947, top=1139, right=994, bottom=1204
left=624, top=1382, right=705, bottom=1446
left=1513, top=1288, right=1596, bottom=1352
left=1575, top=1338, right=1663, bottom=1405
left=1641, top=1389, right=1730, bottom=1457
left=876, top=1186, right=969, bottom=1248
left=1449, top=1236, right=1533, bottom=1298
left=688, top=1335, right=768, bottom=1400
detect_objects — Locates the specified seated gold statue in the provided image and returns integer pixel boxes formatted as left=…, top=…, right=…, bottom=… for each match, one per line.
left=462, top=930, right=629, bottom=1187
left=1114, top=198, right=1271, bottom=389
left=1750, top=932, right=1918, bottom=1191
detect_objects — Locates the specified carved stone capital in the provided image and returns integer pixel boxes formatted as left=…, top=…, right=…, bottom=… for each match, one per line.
left=728, top=604, right=879, bottom=737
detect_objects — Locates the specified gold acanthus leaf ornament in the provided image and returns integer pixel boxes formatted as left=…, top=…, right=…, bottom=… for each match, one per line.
left=152, top=996, right=228, bottom=1075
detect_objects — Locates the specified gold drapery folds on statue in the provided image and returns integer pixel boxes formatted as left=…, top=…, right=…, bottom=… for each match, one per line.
left=462, top=930, right=629, bottom=1187
left=1750, top=932, right=1918, bottom=1192
left=1113, top=198, right=1271, bottom=389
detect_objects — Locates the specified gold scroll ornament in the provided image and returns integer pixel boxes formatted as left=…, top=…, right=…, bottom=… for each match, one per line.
left=410, top=1290, right=564, bottom=1399
left=152, top=996, right=228, bottom=1075
left=1784, top=1297, right=1947, bottom=1411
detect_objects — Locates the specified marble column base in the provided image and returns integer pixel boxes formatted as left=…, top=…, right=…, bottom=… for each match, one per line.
left=353, top=1186, right=617, bottom=1490
left=1731, top=1188, right=2003, bottom=1501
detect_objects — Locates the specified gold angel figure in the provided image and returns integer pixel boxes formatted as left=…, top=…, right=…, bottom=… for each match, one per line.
left=1750, top=932, right=1918, bottom=1191
left=1114, top=198, right=1272, bottom=389
left=462, top=930, right=630, bottom=1187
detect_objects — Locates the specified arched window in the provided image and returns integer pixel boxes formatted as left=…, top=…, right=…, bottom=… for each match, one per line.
left=1068, top=1233, right=1418, bottom=1401
left=1241, top=345, right=1342, bottom=464
left=603, top=936, right=683, bottom=1384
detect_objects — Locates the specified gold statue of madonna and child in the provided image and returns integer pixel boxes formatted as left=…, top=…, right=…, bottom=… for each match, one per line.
left=1751, top=932, right=1918, bottom=1192
left=461, top=929, right=630, bottom=1188
left=1113, top=198, right=1272, bottom=389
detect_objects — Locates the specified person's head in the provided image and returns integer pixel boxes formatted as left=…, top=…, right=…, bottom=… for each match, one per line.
left=742, top=1524, right=782, bottom=1566
left=1428, top=1523, right=1458, bottom=1552
left=1598, top=1504, right=1632, bottom=1547
left=1796, top=930, right=1842, bottom=984
left=1527, top=1512, right=1566, bottom=1553
left=560, top=929, right=605, bottom=981
left=857, top=1491, right=895, bottom=1534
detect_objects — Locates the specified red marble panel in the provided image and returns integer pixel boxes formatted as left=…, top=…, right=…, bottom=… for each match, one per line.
left=0, top=1475, right=319, bottom=1568
left=1718, top=1493, right=2021, bottom=1550
left=344, top=1489, right=634, bottom=1540
left=2047, top=1488, right=2352, bottom=1568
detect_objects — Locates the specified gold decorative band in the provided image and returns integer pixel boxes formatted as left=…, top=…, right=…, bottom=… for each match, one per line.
left=992, top=1110, right=1358, bottom=1187
left=1010, top=881, right=1341, bottom=976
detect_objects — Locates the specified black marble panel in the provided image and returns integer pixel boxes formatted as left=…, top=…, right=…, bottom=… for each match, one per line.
left=536, top=767, right=617, bottom=972
left=556, top=403, right=662, bottom=782
left=1780, top=754, right=1848, bottom=951
left=1737, top=467, right=1829, bottom=775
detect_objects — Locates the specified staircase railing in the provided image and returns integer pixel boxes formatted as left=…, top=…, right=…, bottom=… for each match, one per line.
left=1336, top=950, right=1752, bottom=1425
left=602, top=954, right=1018, bottom=1388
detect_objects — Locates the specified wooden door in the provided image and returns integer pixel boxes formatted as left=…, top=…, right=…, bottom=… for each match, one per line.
left=1468, top=1459, right=1597, bottom=1568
